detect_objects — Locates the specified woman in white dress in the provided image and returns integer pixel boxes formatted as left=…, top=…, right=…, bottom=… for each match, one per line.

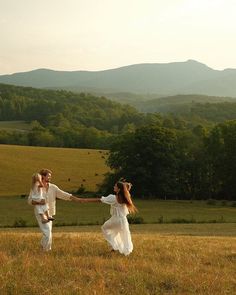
left=81, top=180, right=137, bottom=256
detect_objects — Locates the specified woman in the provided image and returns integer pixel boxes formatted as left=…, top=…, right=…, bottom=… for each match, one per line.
left=81, top=180, right=137, bottom=256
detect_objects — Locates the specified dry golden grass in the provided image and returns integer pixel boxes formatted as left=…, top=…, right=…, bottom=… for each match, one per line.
left=0, top=228, right=235, bottom=295
left=0, top=144, right=109, bottom=196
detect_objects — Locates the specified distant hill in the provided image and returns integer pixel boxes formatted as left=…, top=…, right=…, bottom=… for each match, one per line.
left=1, top=60, right=236, bottom=97
left=132, top=94, right=236, bottom=113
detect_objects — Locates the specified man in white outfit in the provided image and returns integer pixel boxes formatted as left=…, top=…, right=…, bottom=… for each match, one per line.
left=28, top=168, right=81, bottom=251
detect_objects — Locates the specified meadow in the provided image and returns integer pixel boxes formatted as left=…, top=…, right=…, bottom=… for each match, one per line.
left=0, top=226, right=235, bottom=295
left=0, top=144, right=109, bottom=196
left=0, top=144, right=236, bottom=294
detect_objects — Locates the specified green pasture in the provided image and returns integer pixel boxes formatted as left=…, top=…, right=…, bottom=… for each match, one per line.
left=0, top=120, right=31, bottom=131
left=0, top=197, right=235, bottom=228
left=0, top=144, right=109, bottom=196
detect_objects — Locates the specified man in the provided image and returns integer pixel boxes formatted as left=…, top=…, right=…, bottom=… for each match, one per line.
left=28, top=168, right=81, bottom=251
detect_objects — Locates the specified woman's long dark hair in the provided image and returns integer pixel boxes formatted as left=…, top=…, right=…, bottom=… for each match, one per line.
left=116, top=181, right=137, bottom=214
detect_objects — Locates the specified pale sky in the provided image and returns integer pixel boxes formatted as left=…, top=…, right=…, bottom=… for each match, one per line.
left=0, top=0, right=236, bottom=74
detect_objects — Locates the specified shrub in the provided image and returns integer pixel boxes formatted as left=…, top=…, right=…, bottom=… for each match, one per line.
left=128, top=216, right=144, bottom=224
left=231, top=202, right=236, bottom=207
left=206, top=199, right=216, bottom=205
left=221, top=200, right=227, bottom=206
left=157, top=215, right=164, bottom=223
left=171, top=217, right=196, bottom=224
left=77, top=184, right=86, bottom=194
left=13, top=217, right=27, bottom=227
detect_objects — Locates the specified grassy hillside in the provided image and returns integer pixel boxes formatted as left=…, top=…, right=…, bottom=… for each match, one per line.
left=0, top=228, right=235, bottom=294
left=0, top=144, right=109, bottom=196
left=0, top=120, right=31, bottom=132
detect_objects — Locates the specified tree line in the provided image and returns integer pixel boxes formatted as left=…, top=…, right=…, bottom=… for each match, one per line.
left=102, top=121, right=236, bottom=201
left=1, top=83, right=236, bottom=200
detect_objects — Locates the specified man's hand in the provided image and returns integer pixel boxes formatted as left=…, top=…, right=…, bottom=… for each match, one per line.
left=32, top=199, right=46, bottom=205
left=39, top=199, right=46, bottom=205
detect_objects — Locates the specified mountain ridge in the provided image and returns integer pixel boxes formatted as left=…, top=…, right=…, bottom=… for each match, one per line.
left=1, top=60, right=236, bottom=96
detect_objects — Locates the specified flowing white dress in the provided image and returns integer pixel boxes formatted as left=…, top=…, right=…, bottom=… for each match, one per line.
left=101, top=194, right=133, bottom=256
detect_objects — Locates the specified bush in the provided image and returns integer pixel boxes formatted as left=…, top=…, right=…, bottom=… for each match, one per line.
left=77, top=184, right=86, bottom=194
left=13, top=217, right=27, bottom=227
left=128, top=216, right=144, bottom=224
left=171, top=217, right=196, bottom=224
left=231, top=202, right=236, bottom=207
left=206, top=199, right=216, bottom=205
left=221, top=200, right=227, bottom=206
left=157, top=215, right=164, bottom=223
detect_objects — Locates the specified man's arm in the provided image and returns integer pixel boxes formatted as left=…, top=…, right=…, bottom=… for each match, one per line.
left=55, top=186, right=73, bottom=201
left=55, top=185, right=100, bottom=203
left=28, top=192, right=46, bottom=206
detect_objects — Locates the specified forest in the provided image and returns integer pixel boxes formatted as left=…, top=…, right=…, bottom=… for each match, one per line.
left=1, top=83, right=236, bottom=200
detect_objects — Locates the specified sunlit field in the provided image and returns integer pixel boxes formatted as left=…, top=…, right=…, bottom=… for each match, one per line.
left=0, top=144, right=109, bottom=196
left=0, top=226, right=235, bottom=295
left=0, top=144, right=235, bottom=294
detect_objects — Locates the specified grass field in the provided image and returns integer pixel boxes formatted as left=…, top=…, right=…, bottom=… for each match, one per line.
left=0, top=227, right=235, bottom=294
left=0, top=120, right=31, bottom=132
left=1, top=141, right=235, bottom=293
left=0, top=197, right=236, bottom=228
left=0, top=144, right=109, bottom=196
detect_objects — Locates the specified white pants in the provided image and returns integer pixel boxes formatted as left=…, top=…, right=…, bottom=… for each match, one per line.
left=35, top=209, right=52, bottom=251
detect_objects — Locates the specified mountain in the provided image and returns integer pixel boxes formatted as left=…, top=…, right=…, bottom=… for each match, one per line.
left=1, top=60, right=236, bottom=97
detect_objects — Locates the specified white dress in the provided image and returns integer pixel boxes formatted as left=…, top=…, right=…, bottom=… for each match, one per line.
left=30, top=186, right=48, bottom=215
left=101, top=194, right=133, bottom=256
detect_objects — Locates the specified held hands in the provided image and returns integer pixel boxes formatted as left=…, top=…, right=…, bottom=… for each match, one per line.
left=73, top=197, right=86, bottom=203
left=77, top=198, right=87, bottom=203
left=70, top=196, right=87, bottom=203
left=70, top=195, right=101, bottom=203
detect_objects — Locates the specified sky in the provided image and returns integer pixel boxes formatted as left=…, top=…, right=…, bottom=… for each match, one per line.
left=0, top=0, right=236, bottom=74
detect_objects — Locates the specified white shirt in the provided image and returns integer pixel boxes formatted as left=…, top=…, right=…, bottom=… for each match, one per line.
left=101, top=194, right=129, bottom=217
left=28, top=183, right=72, bottom=216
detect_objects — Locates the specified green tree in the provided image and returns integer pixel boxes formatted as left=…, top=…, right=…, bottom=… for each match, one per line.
left=106, top=125, right=180, bottom=198
left=205, top=120, right=236, bottom=200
